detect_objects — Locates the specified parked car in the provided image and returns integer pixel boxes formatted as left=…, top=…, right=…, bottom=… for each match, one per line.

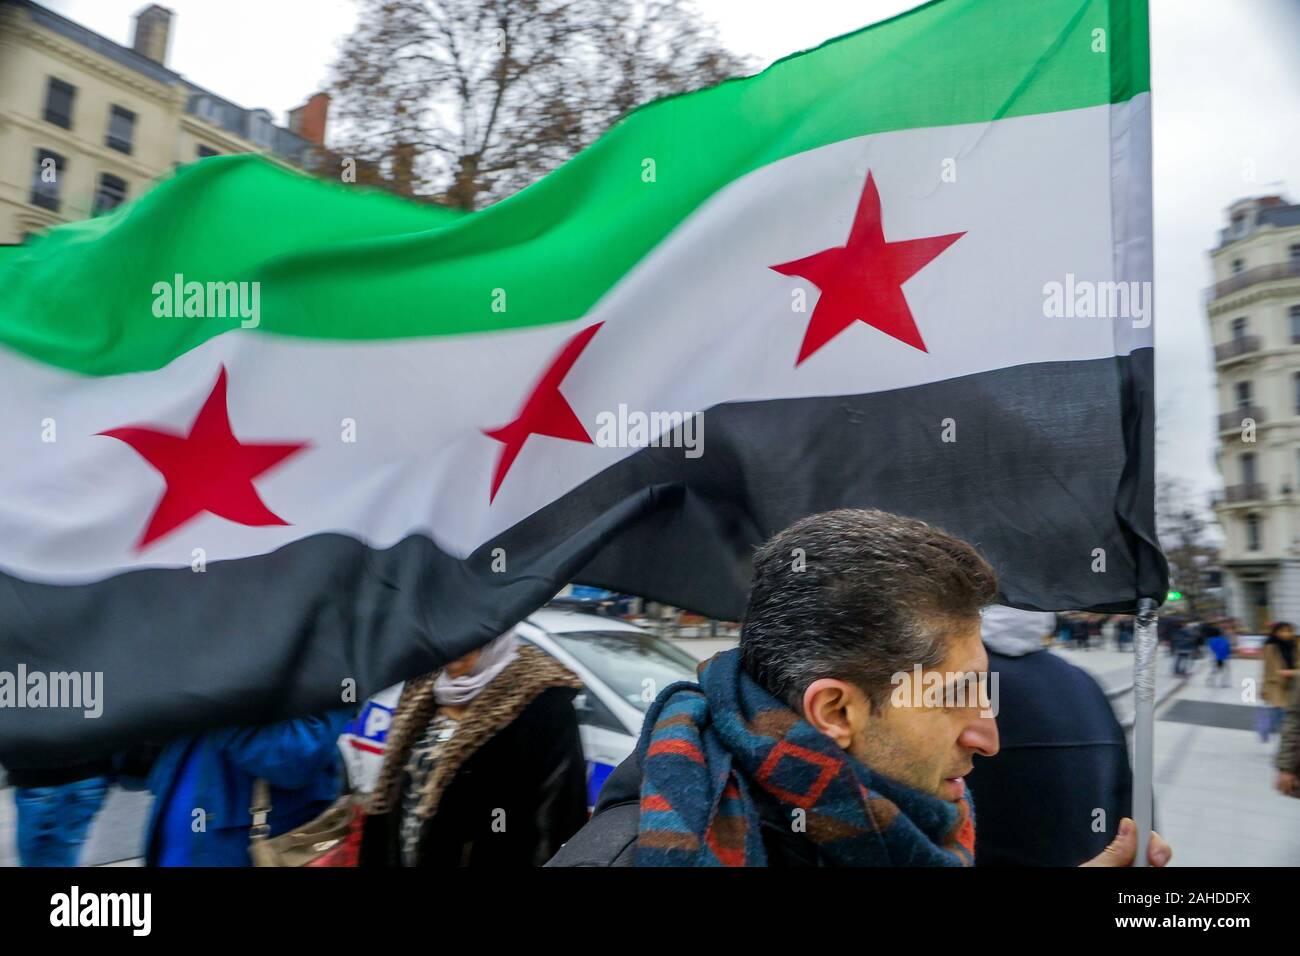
left=339, top=609, right=701, bottom=806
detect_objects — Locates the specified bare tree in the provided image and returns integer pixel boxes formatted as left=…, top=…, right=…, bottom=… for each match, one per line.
left=328, top=0, right=749, bottom=209
left=1157, top=474, right=1221, bottom=618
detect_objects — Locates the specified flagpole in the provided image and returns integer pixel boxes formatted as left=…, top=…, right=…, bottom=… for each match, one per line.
left=1131, top=596, right=1158, bottom=866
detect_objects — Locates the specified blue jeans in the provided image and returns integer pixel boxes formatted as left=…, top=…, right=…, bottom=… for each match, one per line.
left=14, top=776, right=110, bottom=866
left=1256, top=706, right=1284, bottom=743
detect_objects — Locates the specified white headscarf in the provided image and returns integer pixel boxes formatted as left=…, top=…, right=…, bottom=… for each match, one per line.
left=433, top=630, right=520, bottom=705
left=980, top=605, right=1056, bottom=658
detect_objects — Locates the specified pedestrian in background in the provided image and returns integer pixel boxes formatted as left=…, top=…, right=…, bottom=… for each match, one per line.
left=1086, top=614, right=1103, bottom=650
left=1171, top=620, right=1197, bottom=677
left=1207, top=630, right=1232, bottom=688
left=1117, top=615, right=1134, bottom=650
left=7, top=758, right=112, bottom=866
left=1055, top=613, right=1072, bottom=646
left=145, top=710, right=351, bottom=866
left=1259, top=621, right=1298, bottom=743
left=1276, top=677, right=1300, bottom=797
left=1071, top=614, right=1090, bottom=651
left=967, top=606, right=1134, bottom=866
left=360, top=630, right=588, bottom=867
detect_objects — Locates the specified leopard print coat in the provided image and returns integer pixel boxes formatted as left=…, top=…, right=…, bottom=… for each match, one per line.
left=367, top=644, right=583, bottom=822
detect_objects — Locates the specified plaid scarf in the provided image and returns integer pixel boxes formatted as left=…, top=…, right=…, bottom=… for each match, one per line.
left=635, top=649, right=976, bottom=867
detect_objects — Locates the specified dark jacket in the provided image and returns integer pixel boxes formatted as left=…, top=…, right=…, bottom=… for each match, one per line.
left=7, top=745, right=162, bottom=791
left=546, top=746, right=828, bottom=867
left=361, top=651, right=589, bottom=868
left=1171, top=625, right=1198, bottom=654
left=965, top=650, right=1132, bottom=866
left=1278, top=676, right=1300, bottom=775
left=6, top=758, right=113, bottom=789
left=145, top=710, right=351, bottom=866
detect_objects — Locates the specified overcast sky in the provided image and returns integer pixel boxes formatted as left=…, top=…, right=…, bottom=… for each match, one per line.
left=43, top=0, right=1300, bottom=512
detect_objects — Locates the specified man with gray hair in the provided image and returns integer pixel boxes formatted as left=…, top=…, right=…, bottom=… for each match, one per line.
left=549, top=508, right=1170, bottom=867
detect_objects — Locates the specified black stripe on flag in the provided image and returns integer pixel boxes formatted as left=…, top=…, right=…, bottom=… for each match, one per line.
left=0, top=350, right=1164, bottom=767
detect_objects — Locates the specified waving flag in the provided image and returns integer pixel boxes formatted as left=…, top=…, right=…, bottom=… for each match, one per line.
left=0, top=0, right=1164, bottom=766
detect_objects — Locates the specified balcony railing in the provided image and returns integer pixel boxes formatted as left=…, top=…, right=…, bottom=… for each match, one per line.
left=1219, top=406, right=1265, bottom=432
left=1215, top=335, right=1261, bottom=361
left=1222, top=483, right=1267, bottom=504
left=1212, top=261, right=1300, bottom=300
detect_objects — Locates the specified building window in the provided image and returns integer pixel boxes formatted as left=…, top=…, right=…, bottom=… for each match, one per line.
left=29, top=149, right=64, bottom=212
left=196, top=96, right=220, bottom=123
left=1294, top=372, right=1300, bottom=414
left=1246, top=513, right=1261, bottom=551
left=248, top=110, right=273, bottom=148
left=197, top=145, right=219, bottom=159
left=1290, top=244, right=1300, bottom=267
left=1235, top=380, right=1253, bottom=409
left=1231, top=317, right=1248, bottom=340
left=93, top=173, right=128, bottom=216
left=1241, top=452, right=1257, bottom=486
left=43, top=77, right=75, bottom=129
left=1232, top=258, right=1245, bottom=275
left=1292, top=305, right=1300, bottom=344
left=1231, top=212, right=1246, bottom=237
left=106, top=105, right=136, bottom=154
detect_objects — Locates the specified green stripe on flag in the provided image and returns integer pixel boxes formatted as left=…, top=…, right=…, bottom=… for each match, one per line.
left=0, top=0, right=1148, bottom=376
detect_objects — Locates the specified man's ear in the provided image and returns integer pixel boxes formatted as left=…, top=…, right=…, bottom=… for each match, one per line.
left=801, top=678, right=867, bottom=750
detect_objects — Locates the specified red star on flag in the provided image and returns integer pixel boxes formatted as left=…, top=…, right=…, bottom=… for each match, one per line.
left=100, top=366, right=308, bottom=550
left=770, top=170, right=965, bottom=365
left=483, top=322, right=603, bottom=503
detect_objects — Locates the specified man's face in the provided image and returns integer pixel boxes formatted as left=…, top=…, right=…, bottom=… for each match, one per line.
left=844, top=618, right=999, bottom=802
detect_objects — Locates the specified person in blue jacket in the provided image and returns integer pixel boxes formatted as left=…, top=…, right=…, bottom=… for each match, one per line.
left=144, top=710, right=351, bottom=866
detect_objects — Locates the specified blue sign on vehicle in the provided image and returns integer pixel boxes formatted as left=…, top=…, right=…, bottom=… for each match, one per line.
left=570, top=585, right=616, bottom=600
left=586, top=760, right=615, bottom=808
left=348, top=699, right=395, bottom=744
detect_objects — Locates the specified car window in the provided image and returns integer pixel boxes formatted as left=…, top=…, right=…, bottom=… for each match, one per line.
left=572, top=686, right=625, bottom=734
left=547, top=631, right=699, bottom=712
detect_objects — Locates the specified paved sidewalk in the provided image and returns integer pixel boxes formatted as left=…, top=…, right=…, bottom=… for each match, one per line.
left=1053, top=644, right=1300, bottom=867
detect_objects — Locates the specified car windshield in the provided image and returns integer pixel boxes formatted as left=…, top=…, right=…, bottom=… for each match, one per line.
left=547, top=630, right=700, bottom=712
